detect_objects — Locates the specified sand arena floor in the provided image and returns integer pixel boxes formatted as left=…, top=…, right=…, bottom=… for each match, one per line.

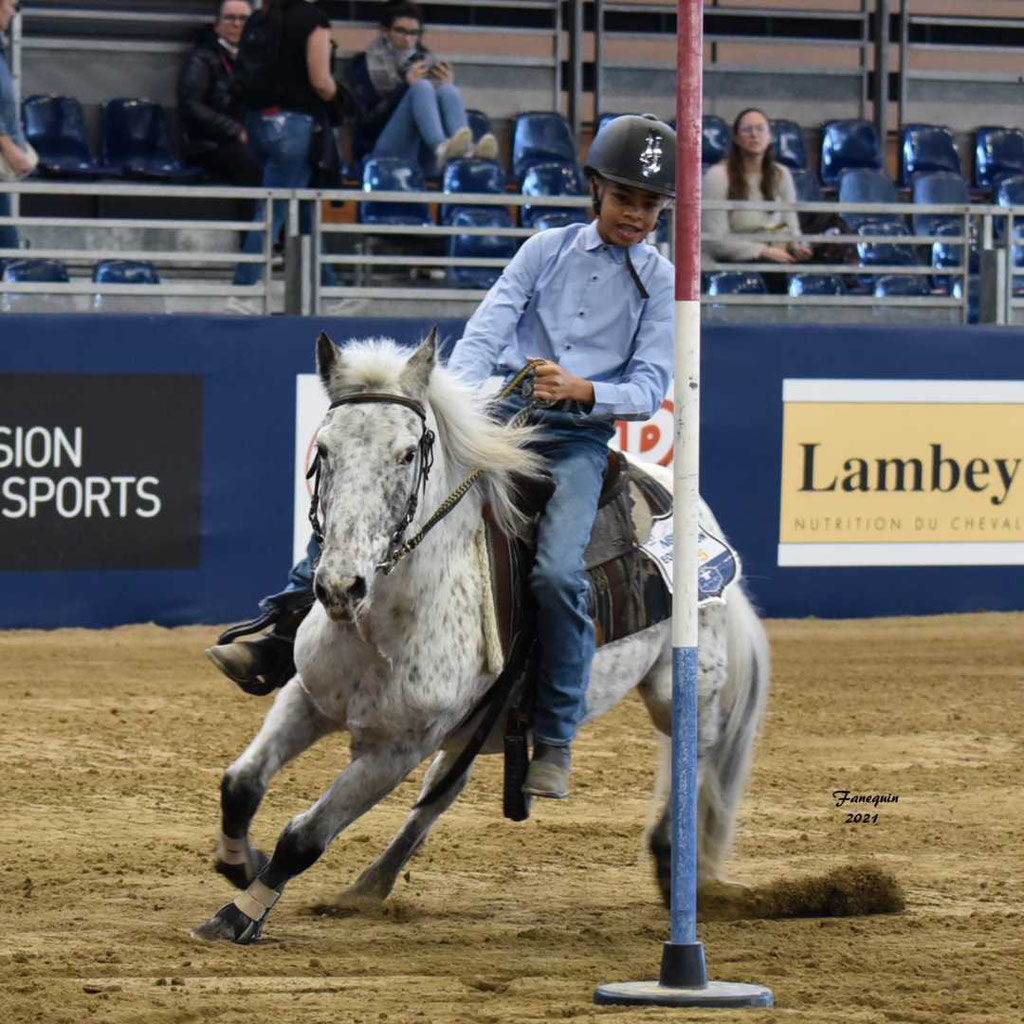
left=0, top=613, right=1021, bottom=1024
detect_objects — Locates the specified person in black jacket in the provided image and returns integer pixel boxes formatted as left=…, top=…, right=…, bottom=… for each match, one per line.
left=177, top=0, right=262, bottom=186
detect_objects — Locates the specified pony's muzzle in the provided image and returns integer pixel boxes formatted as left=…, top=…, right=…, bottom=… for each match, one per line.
left=314, top=573, right=368, bottom=622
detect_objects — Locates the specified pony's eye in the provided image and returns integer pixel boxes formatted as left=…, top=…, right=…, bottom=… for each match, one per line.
left=398, top=447, right=417, bottom=465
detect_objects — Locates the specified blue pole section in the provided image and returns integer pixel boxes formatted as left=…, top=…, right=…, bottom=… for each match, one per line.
left=670, top=645, right=699, bottom=944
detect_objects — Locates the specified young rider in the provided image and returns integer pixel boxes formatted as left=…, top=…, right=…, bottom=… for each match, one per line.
left=447, top=113, right=676, bottom=798
left=206, top=113, right=676, bottom=801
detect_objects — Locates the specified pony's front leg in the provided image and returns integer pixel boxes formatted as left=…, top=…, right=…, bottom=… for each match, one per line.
left=192, top=737, right=437, bottom=944
left=334, top=748, right=472, bottom=908
left=215, top=681, right=337, bottom=890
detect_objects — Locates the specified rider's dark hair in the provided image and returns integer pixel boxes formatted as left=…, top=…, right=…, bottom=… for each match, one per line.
left=726, top=107, right=780, bottom=202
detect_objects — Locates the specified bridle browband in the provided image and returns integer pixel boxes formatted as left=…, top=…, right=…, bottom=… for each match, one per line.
left=306, top=392, right=435, bottom=575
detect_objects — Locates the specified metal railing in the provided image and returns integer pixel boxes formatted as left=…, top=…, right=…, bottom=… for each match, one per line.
left=4, top=180, right=1024, bottom=322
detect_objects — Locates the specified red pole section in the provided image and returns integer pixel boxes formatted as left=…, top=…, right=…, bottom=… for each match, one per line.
left=676, top=0, right=703, bottom=302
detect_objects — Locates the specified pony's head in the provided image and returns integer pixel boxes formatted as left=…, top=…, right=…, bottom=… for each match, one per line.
left=310, top=328, right=545, bottom=621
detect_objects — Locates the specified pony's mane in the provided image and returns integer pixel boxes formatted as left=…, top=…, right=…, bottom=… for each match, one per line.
left=325, top=338, right=547, bottom=535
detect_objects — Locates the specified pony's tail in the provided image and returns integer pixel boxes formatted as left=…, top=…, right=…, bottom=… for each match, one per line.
left=697, top=584, right=770, bottom=881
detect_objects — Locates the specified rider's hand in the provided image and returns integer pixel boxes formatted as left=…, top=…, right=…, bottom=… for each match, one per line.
left=528, top=358, right=595, bottom=408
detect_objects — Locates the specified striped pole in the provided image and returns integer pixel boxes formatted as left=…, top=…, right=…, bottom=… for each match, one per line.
left=596, top=1, right=773, bottom=1007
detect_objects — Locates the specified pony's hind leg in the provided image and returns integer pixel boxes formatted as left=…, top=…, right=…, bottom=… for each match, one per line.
left=216, top=680, right=337, bottom=890
left=333, top=748, right=472, bottom=909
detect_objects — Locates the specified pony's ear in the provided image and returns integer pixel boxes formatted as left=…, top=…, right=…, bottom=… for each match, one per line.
left=398, top=326, right=439, bottom=397
left=316, top=332, right=340, bottom=389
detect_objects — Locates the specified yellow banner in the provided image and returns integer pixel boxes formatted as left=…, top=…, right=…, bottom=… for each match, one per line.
left=779, top=382, right=1024, bottom=553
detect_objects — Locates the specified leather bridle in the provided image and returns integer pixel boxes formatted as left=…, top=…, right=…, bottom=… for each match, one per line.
left=306, top=392, right=435, bottom=575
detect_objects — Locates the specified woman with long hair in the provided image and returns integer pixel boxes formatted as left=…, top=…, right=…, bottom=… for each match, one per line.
left=702, top=107, right=811, bottom=273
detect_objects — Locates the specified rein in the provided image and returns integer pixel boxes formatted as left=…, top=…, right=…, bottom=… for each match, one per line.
left=306, top=365, right=537, bottom=577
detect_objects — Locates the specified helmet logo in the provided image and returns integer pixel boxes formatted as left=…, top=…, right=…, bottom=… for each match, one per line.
left=639, top=132, right=663, bottom=178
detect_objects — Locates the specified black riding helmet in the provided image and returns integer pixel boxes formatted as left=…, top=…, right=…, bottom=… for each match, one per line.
left=584, top=113, right=676, bottom=199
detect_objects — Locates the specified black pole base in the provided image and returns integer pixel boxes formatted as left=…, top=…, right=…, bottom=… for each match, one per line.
left=659, top=940, right=708, bottom=988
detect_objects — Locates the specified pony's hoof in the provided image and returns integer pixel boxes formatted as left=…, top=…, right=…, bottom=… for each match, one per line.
left=215, top=847, right=269, bottom=890
left=191, top=901, right=265, bottom=944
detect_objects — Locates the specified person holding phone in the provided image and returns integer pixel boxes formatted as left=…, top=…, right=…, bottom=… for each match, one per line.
left=347, top=0, right=498, bottom=172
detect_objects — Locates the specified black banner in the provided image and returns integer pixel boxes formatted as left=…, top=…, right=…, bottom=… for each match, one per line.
left=0, top=374, right=202, bottom=571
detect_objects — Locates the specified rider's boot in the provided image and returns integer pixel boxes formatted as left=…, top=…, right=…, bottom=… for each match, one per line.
left=205, top=606, right=310, bottom=697
left=522, top=741, right=572, bottom=799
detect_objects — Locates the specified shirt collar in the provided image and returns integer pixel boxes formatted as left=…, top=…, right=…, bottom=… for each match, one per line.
left=579, top=219, right=646, bottom=263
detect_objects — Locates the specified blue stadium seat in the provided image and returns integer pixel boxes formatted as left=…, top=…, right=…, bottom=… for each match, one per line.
left=838, top=167, right=900, bottom=230
left=788, top=273, right=846, bottom=296
left=1, top=258, right=73, bottom=313
left=873, top=274, right=930, bottom=297
left=359, top=157, right=433, bottom=226
left=511, top=111, right=577, bottom=181
left=771, top=119, right=806, bottom=170
left=930, top=221, right=979, bottom=289
left=856, top=223, right=917, bottom=284
left=973, top=126, right=1024, bottom=190
left=22, top=95, right=105, bottom=179
left=520, top=160, right=587, bottom=229
left=440, top=158, right=506, bottom=225
left=465, top=109, right=493, bottom=145
left=92, top=260, right=164, bottom=313
left=702, top=115, right=729, bottom=168
left=790, top=168, right=822, bottom=205
left=101, top=98, right=202, bottom=181
left=911, top=170, right=969, bottom=236
left=993, top=174, right=1024, bottom=243
left=900, top=124, right=960, bottom=186
left=447, top=207, right=517, bottom=289
left=705, top=271, right=767, bottom=296
left=820, top=119, right=882, bottom=187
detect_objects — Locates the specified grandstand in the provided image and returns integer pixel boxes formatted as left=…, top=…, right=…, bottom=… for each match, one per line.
left=2, top=0, right=1024, bottom=320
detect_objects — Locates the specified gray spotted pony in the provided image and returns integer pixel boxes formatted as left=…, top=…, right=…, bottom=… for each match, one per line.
left=192, top=329, right=769, bottom=944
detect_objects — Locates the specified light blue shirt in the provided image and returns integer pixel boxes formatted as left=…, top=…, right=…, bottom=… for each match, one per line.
left=0, top=52, right=25, bottom=147
left=448, top=220, right=674, bottom=421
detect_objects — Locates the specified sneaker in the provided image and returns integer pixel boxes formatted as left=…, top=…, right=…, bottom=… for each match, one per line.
left=434, top=126, right=474, bottom=168
left=472, top=132, right=499, bottom=161
left=523, top=741, right=572, bottom=799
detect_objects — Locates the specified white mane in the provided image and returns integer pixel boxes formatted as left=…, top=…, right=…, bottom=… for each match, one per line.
left=323, top=338, right=547, bottom=536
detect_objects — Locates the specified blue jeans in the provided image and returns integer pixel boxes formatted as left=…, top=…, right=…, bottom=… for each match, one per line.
left=261, top=534, right=320, bottom=617
left=373, top=80, right=467, bottom=170
left=0, top=192, right=18, bottom=251
left=234, top=111, right=314, bottom=286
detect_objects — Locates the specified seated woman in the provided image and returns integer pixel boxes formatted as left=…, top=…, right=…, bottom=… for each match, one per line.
left=348, top=0, right=498, bottom=172
left=702, top=107, right=811, bottom=289
left=0, top=0, right=33, bottom=253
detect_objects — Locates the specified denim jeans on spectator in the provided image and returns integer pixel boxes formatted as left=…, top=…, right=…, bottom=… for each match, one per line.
left=0, top=193, right=18, bottom=251
left=234, top=111, right=314, bottom=287
left=373, top=80, right=467, bottom=169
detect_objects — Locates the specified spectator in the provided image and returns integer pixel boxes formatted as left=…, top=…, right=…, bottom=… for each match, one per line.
left=178, top=0, right=263, bottom=186
left=0, top=0, right=32, bottom=252
left=347, top=1, right=498, bottom=173
left=233, top=0, right=341, bottom=288
left=702, top=107, right=811, bottom=284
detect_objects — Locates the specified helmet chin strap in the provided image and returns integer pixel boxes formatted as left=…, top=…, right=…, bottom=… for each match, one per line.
left=590, top=177, right=650, bottom=300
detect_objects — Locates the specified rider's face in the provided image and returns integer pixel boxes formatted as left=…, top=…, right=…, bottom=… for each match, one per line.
left=594, top=181, right=667, bottom=247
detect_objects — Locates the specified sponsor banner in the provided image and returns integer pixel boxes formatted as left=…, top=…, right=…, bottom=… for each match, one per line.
left=0, top=374, right=202, bottom=571
left=778, top=379, right=1024, bottom=566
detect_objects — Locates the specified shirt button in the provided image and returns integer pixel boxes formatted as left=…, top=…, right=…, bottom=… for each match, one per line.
left=592, top=276, right=598, bottom=281
left=578, top=311, right=585, bottom=317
